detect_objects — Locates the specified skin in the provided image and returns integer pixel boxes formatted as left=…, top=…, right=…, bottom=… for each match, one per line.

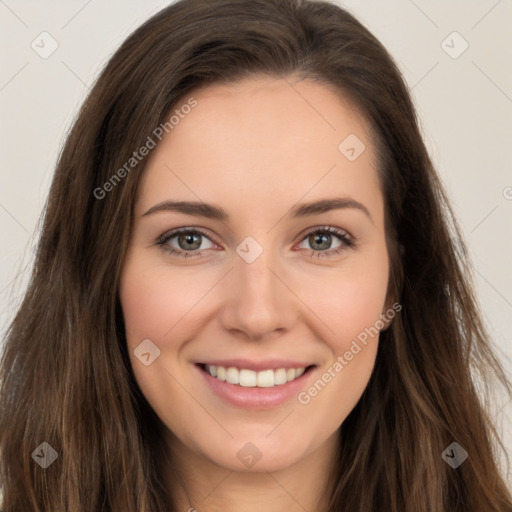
left=119, top=75, right=394, bottom=512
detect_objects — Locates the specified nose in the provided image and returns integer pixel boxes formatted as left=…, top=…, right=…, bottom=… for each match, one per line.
left=218, top=242, right=299, bottom=341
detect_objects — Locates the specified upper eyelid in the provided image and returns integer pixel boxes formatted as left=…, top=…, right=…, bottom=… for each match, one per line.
left=158, top=226, right=218, bottom=245
left=302, top=225, right=352, bottom=238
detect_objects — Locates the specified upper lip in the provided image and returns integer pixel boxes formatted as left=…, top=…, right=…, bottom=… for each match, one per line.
left=197, top=359, right=316, bottom=372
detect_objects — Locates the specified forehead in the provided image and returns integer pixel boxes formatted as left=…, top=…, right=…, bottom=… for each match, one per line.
left=135, top=76, right=382, bottom=220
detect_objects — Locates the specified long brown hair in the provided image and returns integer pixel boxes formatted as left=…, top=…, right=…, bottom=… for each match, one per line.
left=1, top=0, right=511, bottom=510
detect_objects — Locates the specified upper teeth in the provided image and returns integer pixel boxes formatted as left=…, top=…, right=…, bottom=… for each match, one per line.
left=206, top=365, right=306, bottom=387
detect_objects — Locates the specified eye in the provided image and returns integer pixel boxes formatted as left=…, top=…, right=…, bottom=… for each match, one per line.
left=156, top=226, right=355, bottom=259
left=156, top=227, right=216, bottom=258
left=297, top=226, right=355, bottom=258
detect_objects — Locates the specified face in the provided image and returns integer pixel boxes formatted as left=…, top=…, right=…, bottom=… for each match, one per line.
left=119, top=75, right=393, bottom=473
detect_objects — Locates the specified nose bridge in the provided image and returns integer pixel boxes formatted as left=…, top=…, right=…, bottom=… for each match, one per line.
left=219, top=235, right=296, bottom=339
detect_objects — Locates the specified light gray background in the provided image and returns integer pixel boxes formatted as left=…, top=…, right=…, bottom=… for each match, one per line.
left=0, top=0, right=511, bottom=482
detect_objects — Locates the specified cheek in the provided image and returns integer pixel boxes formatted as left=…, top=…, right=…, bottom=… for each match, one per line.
left=118, top=257, right=204, bottom=420
left=298, top=243, right=390, bottom=347
left=119, top=257, right=216, bottom=344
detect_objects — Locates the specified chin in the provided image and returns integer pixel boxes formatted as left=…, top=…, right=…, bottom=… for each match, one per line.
left=203, top=436, right=310, bottom=473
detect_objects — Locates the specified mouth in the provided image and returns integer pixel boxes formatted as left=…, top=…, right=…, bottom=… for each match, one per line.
left=194, top=360, right=318, bottom=409
left=197, top=363, right=316, bottom=388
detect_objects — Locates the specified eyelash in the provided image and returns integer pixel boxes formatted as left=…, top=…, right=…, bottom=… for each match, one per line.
left=156, top=226, right=355, bottom=259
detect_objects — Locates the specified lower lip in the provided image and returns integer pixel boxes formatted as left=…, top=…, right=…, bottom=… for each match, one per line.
left=195, top=364, right=316, bottom=409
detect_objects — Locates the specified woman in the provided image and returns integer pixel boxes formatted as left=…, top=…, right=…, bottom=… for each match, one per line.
left=1, top=0, right=511, bottom=510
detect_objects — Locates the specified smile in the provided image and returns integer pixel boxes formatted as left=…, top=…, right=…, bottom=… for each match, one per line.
left=195, top=360, right=318, bottom=408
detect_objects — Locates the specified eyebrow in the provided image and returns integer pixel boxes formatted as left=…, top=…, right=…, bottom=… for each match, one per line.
left=142, top=197, right=373, bottom=223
